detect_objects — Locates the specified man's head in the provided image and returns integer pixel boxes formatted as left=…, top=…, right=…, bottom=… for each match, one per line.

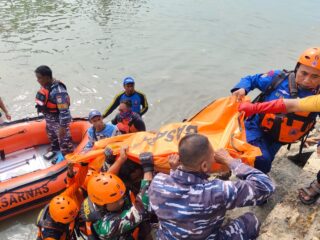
left=88, top=110, right=104, bottom=131
left=87, top=172, right=126, bottom=211
left=295, top=47, right=320, bottom=90
left=35, top=65, right=53, bottom=87
left=123, top=77, right=135, bottom=96
left=49, top=195, right=79, bottom=224
left=178, top=133, right=215, bottom=173
left=119, top=100, right=132, bottom=115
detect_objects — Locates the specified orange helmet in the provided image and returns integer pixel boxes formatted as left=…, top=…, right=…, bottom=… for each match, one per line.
left=87, top=172, right=126, bottom=206
left=82, top=168, right=98, bottom=191
left=49, top=195, right=79, bottom=224
left=298, top=47, right=320, bottom=70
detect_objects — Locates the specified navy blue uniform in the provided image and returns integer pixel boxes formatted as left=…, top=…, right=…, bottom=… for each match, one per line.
left=231, top=70, right=319, bottom=173
left=149, top=161, right=275, bottom=239
left=41, top=81, right=73, bottom=155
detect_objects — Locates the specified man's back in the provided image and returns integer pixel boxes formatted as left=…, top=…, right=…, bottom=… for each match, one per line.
left=149, top=162, right=274, bottom=240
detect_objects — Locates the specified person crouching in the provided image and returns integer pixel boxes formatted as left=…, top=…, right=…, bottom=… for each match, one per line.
left=79, top=150, right=154, bottom=240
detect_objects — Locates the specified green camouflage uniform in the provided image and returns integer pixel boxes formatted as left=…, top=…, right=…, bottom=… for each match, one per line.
left=93, top=180, right=150, bottom=240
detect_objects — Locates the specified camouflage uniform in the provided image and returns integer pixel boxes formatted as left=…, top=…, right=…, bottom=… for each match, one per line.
left=43, top=82, right=73, bottom=155
left=149, top=161, right=275, bottom=240
left=92, top=180, right=150, bottom=240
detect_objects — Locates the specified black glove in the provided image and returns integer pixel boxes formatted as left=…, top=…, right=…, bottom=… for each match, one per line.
left=104, top=147, right=116, bottom=164
left=139, top=152, right=154, bottom=173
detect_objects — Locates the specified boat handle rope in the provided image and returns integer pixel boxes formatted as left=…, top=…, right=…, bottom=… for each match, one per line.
left=0, top=130, right=26, bottom=140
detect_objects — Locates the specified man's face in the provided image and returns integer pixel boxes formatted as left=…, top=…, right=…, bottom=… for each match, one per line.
left=90, top=116, right=104, bottom=131
left=106, top=197, right=125, bottom=212
left=124, top=83, right=135, bottom=95
left=36, top=73, right=50, bottom=87
left=296, top=64, right=320, bottom=90
left=118, top=103, right=129, bottom=114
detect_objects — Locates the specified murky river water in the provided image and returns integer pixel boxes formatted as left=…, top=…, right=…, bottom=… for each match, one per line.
left=0, top=0, right=320, bottom=239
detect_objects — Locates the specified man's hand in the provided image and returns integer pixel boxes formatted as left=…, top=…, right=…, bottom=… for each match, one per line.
left=168, top=154, right=180, bottom=170
left=59, top=127, right=67, bottom=139
left=214, top=149, right=234, bottom=166
left=5, top=112, right=11, bottom=121
left=232, top=88, right=246, bottom=102
left=139, top=152, right=154, bottom=173
left=67, top=163, right=75, bottom=177
left=104, top=147, right=116, bottom=164
left=118, top=146, right=128, bottom=164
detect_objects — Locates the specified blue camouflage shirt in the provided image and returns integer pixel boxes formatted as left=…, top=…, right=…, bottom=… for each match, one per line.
left=44, top=81, right=72, bottom=127
left=149, top=161, right=275, bottom=240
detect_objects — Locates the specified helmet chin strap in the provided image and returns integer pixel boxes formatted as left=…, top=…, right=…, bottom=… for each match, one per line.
left=297, top=84, right=319, bottom=94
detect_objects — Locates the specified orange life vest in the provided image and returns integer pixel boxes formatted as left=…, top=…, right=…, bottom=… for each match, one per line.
left=258, top=71, right=316, bottom=144
left=35, top=81, right=68, bottom=113
left=117, top=118, right=138, bottom=134
left=260, top=112, right=316, bottom=144
left=36, top=205, right=75, bottom=240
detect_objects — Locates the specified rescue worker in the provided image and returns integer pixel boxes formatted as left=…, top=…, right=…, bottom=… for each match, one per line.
left=35, top=65, right=74, bottom=156
left=231, top=47, right=320, bottom=173
left=149, top=134, right=275, bottom=240
left=84, top=110, right=120, bottom=150
left=111, top=100, right=146, bottom=134
left=238, top=66, right=320, bottom=205
left=102, top=77, right=148, bottom=118
left=80, top=147, right=154, bottom=240
left=0, top=96, right=11, bottom=123
left=36, top=162, right=89, bottom=240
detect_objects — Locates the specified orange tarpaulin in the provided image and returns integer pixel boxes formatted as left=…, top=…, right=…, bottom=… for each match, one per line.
left=67, top=96, right=261, bottom=173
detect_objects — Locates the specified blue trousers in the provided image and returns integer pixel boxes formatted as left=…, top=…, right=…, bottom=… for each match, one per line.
left=249, top=135, right=282, bottom=174
left=218, top=212, right=260, bottom=240
left=45, top=116, right=74, bottom=156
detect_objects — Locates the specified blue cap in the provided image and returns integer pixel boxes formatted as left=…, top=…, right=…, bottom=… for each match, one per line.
left=88, top=110, right=102, bottom=120
left=123, top=77, right=135, bottom=85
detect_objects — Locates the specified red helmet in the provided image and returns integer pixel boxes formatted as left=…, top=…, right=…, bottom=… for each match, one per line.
left=298, top=47, right=320, bottom=70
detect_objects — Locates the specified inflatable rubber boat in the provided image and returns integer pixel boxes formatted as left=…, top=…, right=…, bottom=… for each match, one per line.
left=0, top=116, right=89, bottom=220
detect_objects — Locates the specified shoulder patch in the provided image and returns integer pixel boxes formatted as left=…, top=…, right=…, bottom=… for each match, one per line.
left=57, top=96, right=63, bottom=104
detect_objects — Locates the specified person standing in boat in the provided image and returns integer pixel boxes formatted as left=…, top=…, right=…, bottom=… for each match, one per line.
left=35, top=65, right=74, bottom=156
left=102, top=77, right=148, bottom=118
left=111, top=99, right=146, bottom=134
left=0, top=97, right=11, bottom=123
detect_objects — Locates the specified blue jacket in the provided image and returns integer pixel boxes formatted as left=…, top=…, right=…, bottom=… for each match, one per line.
left=231, top=70, right=318, bottom=142
left=103, top=91, right=148, bottom=118
left=149, top=161, right=274, bottom=240
left=84, top=123, right=119, bottom=150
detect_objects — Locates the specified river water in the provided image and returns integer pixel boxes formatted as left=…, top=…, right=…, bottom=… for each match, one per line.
left=0, top=0, right=319, bottom=239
